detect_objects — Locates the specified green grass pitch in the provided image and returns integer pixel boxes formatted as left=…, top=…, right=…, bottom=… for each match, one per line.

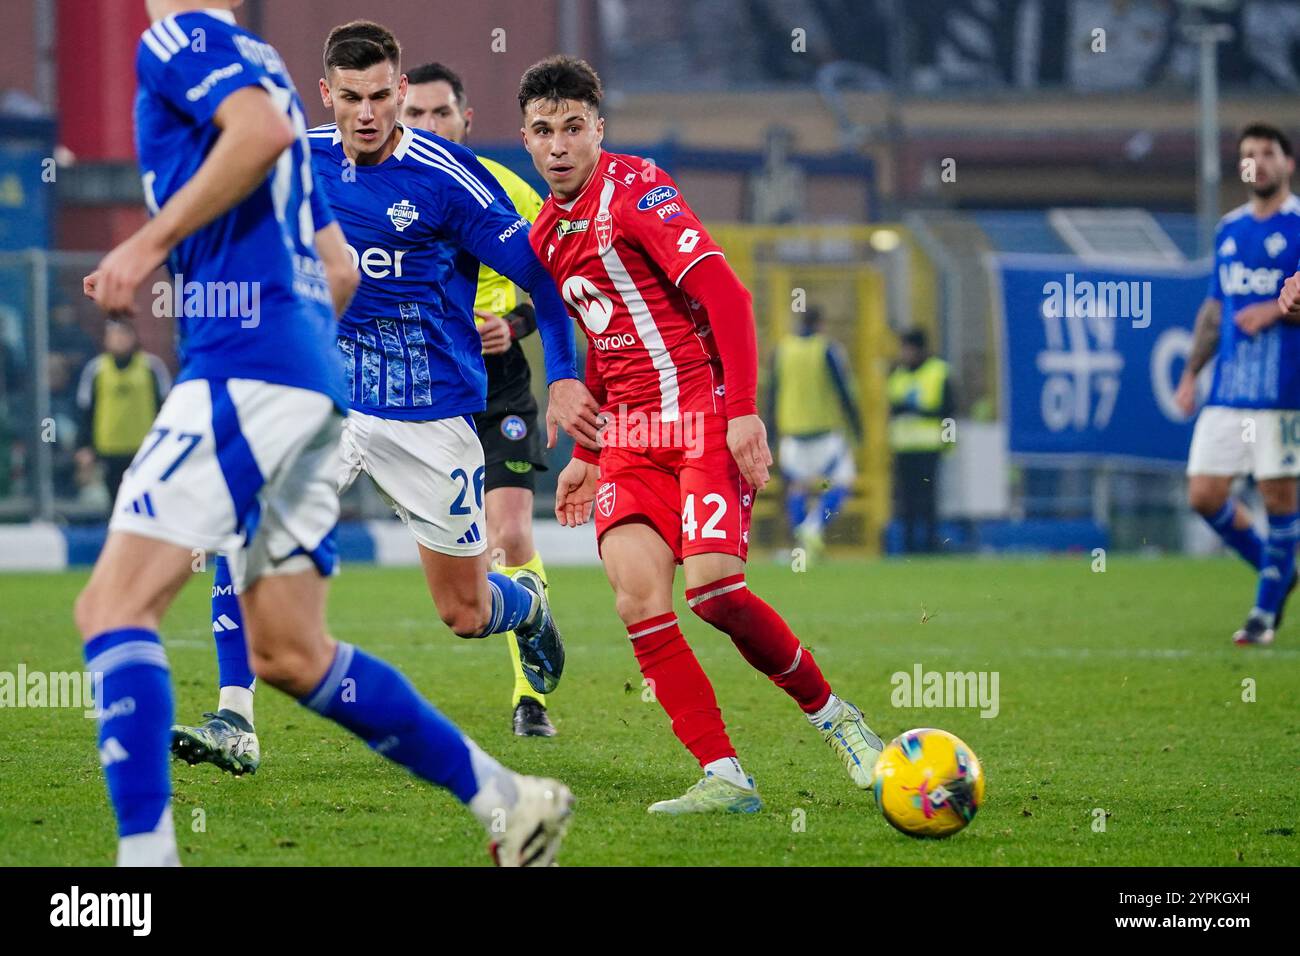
left=1, top=555, right=1296, bottom=866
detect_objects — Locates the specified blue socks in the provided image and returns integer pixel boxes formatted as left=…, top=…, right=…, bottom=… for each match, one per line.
left=819, top=485, right=848, bottom=528
left=211, top=555, right=254, bottom=691
left=84, top=628, right=173, bottom=837
left=1204, top=500, right=1264, bottom=569
left=786, top=490, right=809, bottom=530
left=1254, top=512, right=1300, bottom=624
left=481, top=572, right=537, bottom=637
left=299, top=642, right=492, bottom=804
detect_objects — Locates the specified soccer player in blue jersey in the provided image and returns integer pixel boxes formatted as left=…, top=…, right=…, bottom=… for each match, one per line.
left=76, top=0, right=572, bottom=866
left=1175, top=122, right=1300, bottom=647
left=170, top=20, right=600, bottom=773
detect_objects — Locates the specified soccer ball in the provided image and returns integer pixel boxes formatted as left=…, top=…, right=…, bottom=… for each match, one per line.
left=873, top=728, right=984, bottom=838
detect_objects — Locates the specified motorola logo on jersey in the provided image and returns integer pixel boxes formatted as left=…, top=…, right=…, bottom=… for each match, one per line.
left=1219, top=262, right=1283, bottom=296
left=561, top=275, right=615, bottom=333
left=346, top=244, right=408, bottom=279
left=593, top=332, right=638, bottom=351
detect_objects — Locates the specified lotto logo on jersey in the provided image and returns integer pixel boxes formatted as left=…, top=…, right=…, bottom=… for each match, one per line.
left=1219, top=262, right=1284, bottom=296
left=596, top=481, right=617, bottom=518
left=386, top=198, right=420, bottom=232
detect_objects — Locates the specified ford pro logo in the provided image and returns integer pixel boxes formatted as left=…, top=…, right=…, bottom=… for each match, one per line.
left=636, top=186, right=679, bottom=211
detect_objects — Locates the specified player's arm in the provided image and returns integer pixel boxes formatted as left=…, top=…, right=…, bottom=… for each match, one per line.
left=314, top=221, right=359, bottom=319
left=825, top=342, right=864, bottom=442
left=1174, top=297, right=1222, bottom=416
left=477, top=301, right=536, bottom=355
left=555, top=343, right=603, bottom=527
left=678, top=255, right=772, bottom=490
left=765, top=351, right=779, bottom=442
left=85, top=88, right=296, bottom=314
left=433, top=162, right=600, bottom=449
left=1281, top=271, right=1300, bottom=316
left=572, top=344, right=607, bottom=466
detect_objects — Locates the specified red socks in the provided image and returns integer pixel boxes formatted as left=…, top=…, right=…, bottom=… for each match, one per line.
left=628, top=613, right=735, bottom=766
left=685, top=574, right=832, bottom=714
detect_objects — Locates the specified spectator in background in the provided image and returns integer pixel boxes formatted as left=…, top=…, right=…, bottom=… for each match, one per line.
left=888, top=328, right=955, bottom=554
left=768, top=307, right=862, bottom=558
left=75, top=321, right=170, bottom=504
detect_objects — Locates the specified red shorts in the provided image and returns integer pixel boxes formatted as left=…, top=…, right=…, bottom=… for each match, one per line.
left=593, top=413, right=754, bottom=563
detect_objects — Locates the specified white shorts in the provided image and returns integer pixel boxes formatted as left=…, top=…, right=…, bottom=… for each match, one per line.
left=779, top=431, right=856, bottom=486
left=110, top=378, right=342, bottom=590
left=336, top=410, right=487, bottom=557
left=1187, top=405, right=1300, bottom=480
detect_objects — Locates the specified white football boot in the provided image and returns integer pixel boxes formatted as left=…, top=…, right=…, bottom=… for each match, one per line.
left=490, top=776, right=574, bottom=867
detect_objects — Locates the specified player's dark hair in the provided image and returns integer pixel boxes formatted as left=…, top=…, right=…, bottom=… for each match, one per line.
left=323, top=20, right=401, bottom=75
left=407, top=62, right=467, bottom=109
left=518, top=55, right=602, bottom=115
left=1239, top=122, right=1293, bottom=158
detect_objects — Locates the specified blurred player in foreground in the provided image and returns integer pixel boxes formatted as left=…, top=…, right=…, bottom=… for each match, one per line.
left=1176, top=122, right=1300, bottom=647
left=78, top=1, right=571, bottom=866
left=401, top=61, right=557, bottom=737
left=527, top=56, right=886, bottom=813
left=767, top=306, right=862, bottom=559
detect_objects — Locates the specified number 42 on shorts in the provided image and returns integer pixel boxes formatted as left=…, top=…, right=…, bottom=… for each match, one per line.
left=682, top=492, right=728, bottom=541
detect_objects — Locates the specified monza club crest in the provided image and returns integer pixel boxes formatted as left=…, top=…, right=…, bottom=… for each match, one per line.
left=596, top=481, right=616, bottom=518
left=595, top=208, right=614, bottom=254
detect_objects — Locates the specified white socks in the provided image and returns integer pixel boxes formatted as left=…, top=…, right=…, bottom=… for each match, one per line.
left=218, top=685, right=255, bottom=726
left=807, top=693, right=844, bottom=728
left=465, top=742, right=521, bottom=831
left=117, top=806, right=179, bottom=867
left=703, top=756, right=752, bottom=789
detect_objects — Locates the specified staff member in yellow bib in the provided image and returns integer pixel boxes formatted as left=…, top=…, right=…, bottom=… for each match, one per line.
left=402, top=61, right=556, bottom=736
left=75, top=320, right=171, bottom=504
left=887, top=328, right=954, bottom=554
left=768, top=307, right=862, bottom=558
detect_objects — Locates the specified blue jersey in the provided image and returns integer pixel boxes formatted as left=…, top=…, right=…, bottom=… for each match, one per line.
left=1208, top=194, right=1300, bottom=409
left=307, top=123, right=577, bottom=420
left=134, top=9, right=344, bottom=408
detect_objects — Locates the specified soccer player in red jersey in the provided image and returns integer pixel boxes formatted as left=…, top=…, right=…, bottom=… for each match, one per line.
left=519, top=55, right=887, bottom=813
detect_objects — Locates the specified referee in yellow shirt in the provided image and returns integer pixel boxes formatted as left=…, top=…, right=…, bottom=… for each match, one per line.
left=402, top=62, right=555, bottom=736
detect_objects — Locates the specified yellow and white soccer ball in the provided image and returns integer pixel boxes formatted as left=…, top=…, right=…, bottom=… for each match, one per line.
left=873, top=728, right=984, bottom=838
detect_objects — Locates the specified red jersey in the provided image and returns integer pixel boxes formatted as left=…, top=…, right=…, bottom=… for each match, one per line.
left=531, top=152, right=731, bottom=424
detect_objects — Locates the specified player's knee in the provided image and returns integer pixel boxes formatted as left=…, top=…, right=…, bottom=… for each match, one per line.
left=614, top=590, right=663, bottom=626
left=1260, top=483, right=1298, bottom=515
left=441, top=599, right=491, bottom=639
left=688, top=587, right=745, bottom=631
left=248, top=642, right=326, bottom=696
left=74, top=582, right=152, bottom=639
left=73, top=586, right=101, bottom=640
left=490, top=518, right=532, bottom=565
left=1188, top=485, right=1226, bottom=516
